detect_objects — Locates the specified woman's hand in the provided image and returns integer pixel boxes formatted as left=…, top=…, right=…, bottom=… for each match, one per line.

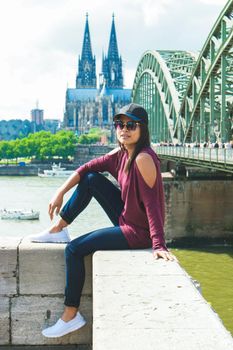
left=48, top=192, right=64, bottom=221
left=153, top=249, right=178, bottom=261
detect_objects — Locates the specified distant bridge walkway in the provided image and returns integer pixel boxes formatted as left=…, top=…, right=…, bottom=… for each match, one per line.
left=154, top=146, right=233, bottom=174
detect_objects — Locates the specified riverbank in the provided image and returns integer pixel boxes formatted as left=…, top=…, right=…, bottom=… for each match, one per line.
left=0, top=144, right=115, bottom=176
left=0, top=163, right=78, bottom=176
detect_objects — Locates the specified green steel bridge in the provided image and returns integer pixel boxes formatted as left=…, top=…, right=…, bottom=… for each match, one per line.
left=132, top=0, right=233, bottom=173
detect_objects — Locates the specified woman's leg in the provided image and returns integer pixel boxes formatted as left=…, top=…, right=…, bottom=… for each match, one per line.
left=42, top=227, right=129, bottom=337
left=64, top=226, right=129, bottom=312
left=59, top=172, right=124, bottom=227
left=31, top=173, right=123, bottom=243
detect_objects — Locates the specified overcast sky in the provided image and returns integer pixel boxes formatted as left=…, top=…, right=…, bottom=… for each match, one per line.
left=0, top=0, right=227, bottom=120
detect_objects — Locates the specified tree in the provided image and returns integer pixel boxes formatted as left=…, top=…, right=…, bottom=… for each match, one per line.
left=0, top=130, right=78, bottom=162
left=0, top=141, right=14, bottom=163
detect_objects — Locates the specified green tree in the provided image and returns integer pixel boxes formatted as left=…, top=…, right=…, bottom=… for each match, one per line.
left=0, top=130, right=79, bottom=163
left=0, top=141, right=14, bottom=163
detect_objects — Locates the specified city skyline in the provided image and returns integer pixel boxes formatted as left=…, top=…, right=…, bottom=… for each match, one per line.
left=0, top=0, right=227, bottom=121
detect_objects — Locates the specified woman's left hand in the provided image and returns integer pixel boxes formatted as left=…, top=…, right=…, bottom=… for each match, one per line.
left=153, top=250, right=178, bottom=261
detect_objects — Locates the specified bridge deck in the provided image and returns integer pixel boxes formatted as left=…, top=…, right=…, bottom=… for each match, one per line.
left=154, top=145, right=233, bottom=173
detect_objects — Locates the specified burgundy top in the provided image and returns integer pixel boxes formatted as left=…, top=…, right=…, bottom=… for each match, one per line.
left=76, top=147, right=167, bottom=251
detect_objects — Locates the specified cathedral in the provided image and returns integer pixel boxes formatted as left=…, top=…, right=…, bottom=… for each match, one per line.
left=63, top=14, right=131, bottom=135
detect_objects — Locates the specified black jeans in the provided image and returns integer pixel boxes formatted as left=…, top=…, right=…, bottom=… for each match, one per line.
left=61, top=172, right=129, bottom=307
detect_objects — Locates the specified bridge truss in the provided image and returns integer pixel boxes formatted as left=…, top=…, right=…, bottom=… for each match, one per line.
left=132, top=0, right=233, bottom=145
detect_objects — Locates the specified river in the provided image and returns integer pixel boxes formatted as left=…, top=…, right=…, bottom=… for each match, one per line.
left=0, top=176, right=112, bottom=239
left=0, top=176, right=232, bottom=335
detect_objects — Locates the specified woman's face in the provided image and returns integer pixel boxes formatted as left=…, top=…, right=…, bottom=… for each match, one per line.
left=115, top=115, right=141, bottom=147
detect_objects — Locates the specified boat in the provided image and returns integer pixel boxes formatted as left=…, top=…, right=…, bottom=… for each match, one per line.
left=38, top=163, right=74, bottom=178
left=0, top=209, right=40, bottom=220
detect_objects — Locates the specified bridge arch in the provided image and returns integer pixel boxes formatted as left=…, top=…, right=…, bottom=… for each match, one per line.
left=132, top=0, right=233, bottom=144
left=132, top=50, right=196, bottom=143
left=180, top=0, right=233, bottom=143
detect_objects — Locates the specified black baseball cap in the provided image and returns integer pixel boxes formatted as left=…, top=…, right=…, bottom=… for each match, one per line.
left=113, top=103, right=148, bottom=124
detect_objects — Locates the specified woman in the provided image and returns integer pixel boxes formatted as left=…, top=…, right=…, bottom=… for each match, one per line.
left=30, top=103, right=175, bottom=338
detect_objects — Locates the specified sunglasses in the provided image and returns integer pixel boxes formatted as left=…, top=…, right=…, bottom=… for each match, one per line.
left=113, top=120, right=140, bottom=131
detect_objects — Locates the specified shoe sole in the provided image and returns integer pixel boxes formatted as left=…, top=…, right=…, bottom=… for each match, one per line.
left=31, top=239, right=70, bottom=243
left=30, top=234, right=71, bottom=243
left=42, top=320, right=86, bottom=338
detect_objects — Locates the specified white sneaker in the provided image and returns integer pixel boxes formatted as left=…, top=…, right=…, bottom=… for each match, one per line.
left=29, top=227, right=71, bottom=243
left=42, top=312, right=86, bottom=338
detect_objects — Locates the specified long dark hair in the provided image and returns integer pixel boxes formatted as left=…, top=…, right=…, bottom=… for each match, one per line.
left=118, top=122, right=151, bottom=173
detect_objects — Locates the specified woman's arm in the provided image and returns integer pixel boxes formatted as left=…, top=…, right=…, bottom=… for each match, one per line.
left=135, top=153, right=176, bottom=261
left=48, top=148, right=120, bottom=220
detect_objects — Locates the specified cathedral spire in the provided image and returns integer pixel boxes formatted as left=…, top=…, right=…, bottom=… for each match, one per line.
left=107, top=13, right=119, bottom=61
left=81, top=13, right=93, bottom=60
left=100, top=14, right=123, bottom=89
left=76, top=14, right=97, bottom=89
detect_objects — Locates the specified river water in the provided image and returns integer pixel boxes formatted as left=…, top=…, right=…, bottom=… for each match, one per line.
left=0, top=176, right=232, bottom=335
left=0, top=176, right=112, bottom=239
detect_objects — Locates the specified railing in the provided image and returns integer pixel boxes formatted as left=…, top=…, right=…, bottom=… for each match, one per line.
left=154, top=145, right=233, bottom=173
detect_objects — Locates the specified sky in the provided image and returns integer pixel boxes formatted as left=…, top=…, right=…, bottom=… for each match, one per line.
left=0, top=0, right=228, bottom=121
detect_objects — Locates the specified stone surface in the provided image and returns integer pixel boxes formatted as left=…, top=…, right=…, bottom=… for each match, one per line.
left=94, top=328, right=233, bottom=350
left=93, top=250, right=233, bottom=350
left=0, top=297, right=9, bottom=344
left=94, top=249, right=186, bottom=276
left=164, top=180, right=233, bottom=241
left=19, top=239, right=92, bottom=295
left=11, top=295, right=92, bottom=345
left=0, top=238, right=20, bottom=296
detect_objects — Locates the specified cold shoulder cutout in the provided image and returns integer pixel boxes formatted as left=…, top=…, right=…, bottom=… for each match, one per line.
left=135, top=153, right=157, bottom=189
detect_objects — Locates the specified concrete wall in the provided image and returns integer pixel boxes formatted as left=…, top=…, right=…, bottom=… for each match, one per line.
left=163, top=179, right=233, bottom=244
left=0, top=165, right=39, bottom=176
left=1, top=239, right=232, bottom=349
left=0, top=237, right=92, bottom=347
left=74, top=145, right=114, bottom=166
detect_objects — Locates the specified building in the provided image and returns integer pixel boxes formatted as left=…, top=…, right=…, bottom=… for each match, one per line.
left=44, top=119, right=61, bottom=134
left=31, top=107, right=44, bottom=133
left=30, top=104, right=61, bottom=134
left=31, top=108, right=44, bottom=126
left=64, top=14, right=131, bottom=135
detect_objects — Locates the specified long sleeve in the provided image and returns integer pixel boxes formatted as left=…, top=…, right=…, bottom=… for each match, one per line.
left=135, top=163, right=167, bottom=251
left=75, top=149, right=120, bottom=180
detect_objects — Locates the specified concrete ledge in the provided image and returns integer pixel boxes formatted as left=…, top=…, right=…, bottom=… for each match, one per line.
left=93, top=250, right=233, bottom=350
left=11, top=296, right=92, bottom=345
left=0, top=237, right=92, bottom=346
left=0, top=238, right=21, bottom=296
left=0, top=297, right=9, bottom=344
left=1, top=239, right=233, bottom=348
left=19, top=239, right=92, bottom=295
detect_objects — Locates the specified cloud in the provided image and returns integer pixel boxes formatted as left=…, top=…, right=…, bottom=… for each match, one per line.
left=198, top=0, right=227, bottom=5
left=0, top=0, right=227, bottom=120
left=138, top=0, right=173, bottom=27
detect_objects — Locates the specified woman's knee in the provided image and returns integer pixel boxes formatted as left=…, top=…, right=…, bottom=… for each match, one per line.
left=65, top=240, right=84, bottom=259
left=83, top=171, right=104, bottom=185
left=65, top=243, right=73, bottom=260
left=74, top=172, right=97, bottom=192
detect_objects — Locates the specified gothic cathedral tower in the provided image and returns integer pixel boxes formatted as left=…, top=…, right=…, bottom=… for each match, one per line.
left=100, top=14, right=123, bottom=90
left=76, top=14, right=97, bottom=89
left=64, top=14, right=131, bottom=132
